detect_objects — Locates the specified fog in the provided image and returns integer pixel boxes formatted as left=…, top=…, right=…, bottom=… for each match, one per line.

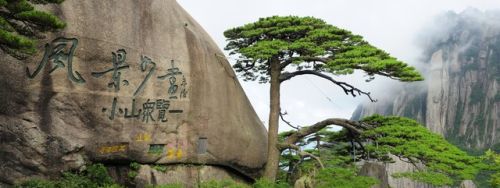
left=176, top=0, right=500, bottom=132
left=357, top=8, right=500, bottom=113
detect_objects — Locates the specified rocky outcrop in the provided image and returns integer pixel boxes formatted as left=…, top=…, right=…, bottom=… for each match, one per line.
left=359, top=155, right=438, bottom=188
left=353, top=9, right=497, bottom=188
left=352, top=9, right=500, bottom=152
left=131, top=165, right=249, bottom=188
left=460, top=180, right=477, bottom=188
left=359, top=157, right=477, bottom=188
left=0, top=0, right=267, bottom=186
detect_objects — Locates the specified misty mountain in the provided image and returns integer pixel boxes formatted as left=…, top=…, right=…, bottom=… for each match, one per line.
left=352, top=8, right=500, bottom=153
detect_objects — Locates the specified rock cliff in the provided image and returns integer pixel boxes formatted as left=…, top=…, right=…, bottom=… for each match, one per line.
left=352, top=9, right=500, bottom=153
left=0, top=0, right=267, bottom=186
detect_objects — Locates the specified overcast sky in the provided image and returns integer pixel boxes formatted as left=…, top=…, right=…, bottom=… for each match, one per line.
left=177, top=0, right=500, bottom=132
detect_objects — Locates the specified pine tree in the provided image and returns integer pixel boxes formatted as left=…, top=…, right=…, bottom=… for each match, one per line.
left=278, top=115, right=487, bottom=187
left=0, top=0, right=65, bottom=59
left=224, top=16, right=423, bottom=181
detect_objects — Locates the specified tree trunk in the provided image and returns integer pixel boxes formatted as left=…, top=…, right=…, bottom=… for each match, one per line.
left=263, top=58, right=281, bottom=181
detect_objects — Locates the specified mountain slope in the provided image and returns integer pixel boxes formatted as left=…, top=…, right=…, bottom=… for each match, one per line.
left=352, top=9, right=500, bottom=153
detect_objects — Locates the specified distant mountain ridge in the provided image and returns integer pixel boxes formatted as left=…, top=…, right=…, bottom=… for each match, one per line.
left=352, top=8, right=500, bottom=153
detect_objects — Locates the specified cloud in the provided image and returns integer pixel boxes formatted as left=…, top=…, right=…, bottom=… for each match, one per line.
left=177, top=0, right=500, bottom=132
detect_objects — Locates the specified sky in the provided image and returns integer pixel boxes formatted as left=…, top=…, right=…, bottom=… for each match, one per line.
left=176, top=0, right=500, bottom=132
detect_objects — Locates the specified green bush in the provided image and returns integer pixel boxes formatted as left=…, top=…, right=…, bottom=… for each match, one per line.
left=146, top=179, right=291, bottom=188
left=392, top=172, right=453, bottom=187
left=483, top=150, right=500, bottom=187
left=16, top=164, right=120, bottom=188
left=252, top=179, right=289, bottom=188
left=15, top=10, right=66, bottom=29
left=152, top=165, right=168, bottom=173
left=146, top=184, right=183, bottom=188
left=130, top=162, right=141, bottom=171
left=313, top=167, right=378, bottom=188
left=199, top=180, right=249, bottom=188
left=361, top=115, right=485, bottom=186
left=16, top=179, right=56, bottom=188
left=127, top=171, right=138, bottom=180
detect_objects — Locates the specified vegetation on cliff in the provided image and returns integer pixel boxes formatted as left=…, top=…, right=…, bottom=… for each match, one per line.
left=276, top=115, right=491, bottom=187
left=15, top=117, right=497, bottom=187
left=16, top=164, right=120, bottom=188
left=361, top=115, right=485, bottom=186
left=0, top=0, right=65, bottom=59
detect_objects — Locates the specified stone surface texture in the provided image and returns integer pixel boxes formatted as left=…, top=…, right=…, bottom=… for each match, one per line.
left=460, top=180, right=477, bottom=188
left=359, top=156, right=435, bottom=188
left=359, top=156, right=477, bottom=188
left=352, top=9, right=499, bottom=155
left=0, top=0, right=267, bottom=186
left=132, top=165, right=248, bottom=188
left=353, top=9, right=495, bottom=188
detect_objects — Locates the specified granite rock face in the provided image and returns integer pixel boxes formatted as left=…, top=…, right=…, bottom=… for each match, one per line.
left=359, top=158, right=476, bottom=188
left=358, top=155, right=436, bottom=188
left=0, top=0, right=267, bottom=186
left=130, top=165, right=249, bottom=188
left=353, top=9, right=496, bottom=188
left=352, top=9, right=500, bottom=153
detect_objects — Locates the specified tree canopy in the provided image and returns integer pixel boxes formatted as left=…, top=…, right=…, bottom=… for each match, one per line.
left=0, top=0, right=65, bottom=59
left=224, top=15, right=424, bottom=181
left=224, top=16, right=423, bottom=85
left=360, top=115, right=485, bottom=186
left=278, top=115, right=488, bottom=187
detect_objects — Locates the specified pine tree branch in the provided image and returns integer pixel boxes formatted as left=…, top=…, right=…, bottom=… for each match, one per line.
left=279, top=70, right=377, bottom=102
left=279, top=143, right=324, bottom=169
left=280, top=111, right=300, bottom=130
left=280, top=56, right=329, bottom=70
left=397, top=156, right=424, bottom=172
left=280, top=118, right=370, bottom=150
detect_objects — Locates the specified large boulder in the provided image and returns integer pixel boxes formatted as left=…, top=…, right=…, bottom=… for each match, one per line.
left=358, top=156, right=477, bottom=188
left=0, top=0, right=267, bottom=186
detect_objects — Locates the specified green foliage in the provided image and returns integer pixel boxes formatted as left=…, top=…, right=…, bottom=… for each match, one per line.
left=85, top=163, right=115, bottom=186
left=482, top=150, right=500, bottom=187
left=361, top=115, right=485, bottom=186
left=16, top=164, right=120, bottom=188
left=127, top=171, right=138, bottom=180
left=15, top=10, right=66, bottom=29
left=152, top=165, right=168, bottom=173
left=224, top=16, right=423, bottom=83
left=128, top=162, right=141, bottom=179
left=199, top=180, right=249, bottom=188
left=0, top=0, right=65, bottom=59
left=252, top=179, right=289, bottom=188
left=279, top=129, right=378, bottom=188
left=6, top=0, right=34, bottom=14
left=146, top=184, right=183, bottom=188
left=29, top=0, right=64, bottom=4
left=0, top=29, right=35, bottom=49
left=313, top=167, right=378, bottom=188
left=0, top=16, right=15, bottom=31
left=392, top=172, right=453, bottom=186
left=151, top=179, right=290, bottom=188
left=278, top=115, right=491, bottom=187
left=16, top=179, right=57, bottom=188
left=130, top=162, right=141, bottom=171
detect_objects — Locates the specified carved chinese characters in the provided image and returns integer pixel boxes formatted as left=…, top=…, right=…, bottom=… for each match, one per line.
left=26, top=37, right=85, bottom=83
left=25, top=37, right=189, bottom=124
